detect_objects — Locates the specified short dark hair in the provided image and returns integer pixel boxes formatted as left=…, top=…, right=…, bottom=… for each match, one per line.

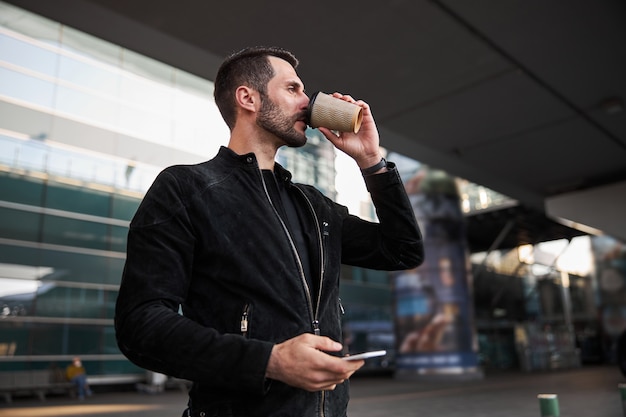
left=214, top=46, right=299, bottom=129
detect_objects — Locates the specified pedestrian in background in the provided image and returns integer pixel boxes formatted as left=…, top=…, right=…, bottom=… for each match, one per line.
left=65, top=356, right=92, bottom=400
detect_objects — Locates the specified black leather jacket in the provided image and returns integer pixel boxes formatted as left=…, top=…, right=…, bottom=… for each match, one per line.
left=115, top=146, right=423, bottom=416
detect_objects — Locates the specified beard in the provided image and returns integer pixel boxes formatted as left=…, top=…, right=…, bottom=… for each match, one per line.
left=257, top=94, right=308, bottom=148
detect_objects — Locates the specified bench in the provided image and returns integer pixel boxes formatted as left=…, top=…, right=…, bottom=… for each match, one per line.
left=0, top=369, right=76, bottom=403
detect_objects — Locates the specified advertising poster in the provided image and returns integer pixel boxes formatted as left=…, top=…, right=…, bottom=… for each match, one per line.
left=393, top=168, right=481, bottom=378
left=591, top=236, right=626, bottom=362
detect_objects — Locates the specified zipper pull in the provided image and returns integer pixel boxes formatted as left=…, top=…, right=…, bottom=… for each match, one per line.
left=313, top=320, right=320, bottom=336
left=339, top=298, right=345, bottom=315
left=241, top=306, right=249, bottom=335
left=322, top=221, right=329, bottom=237
left=241, top=315, right=248, bottom=333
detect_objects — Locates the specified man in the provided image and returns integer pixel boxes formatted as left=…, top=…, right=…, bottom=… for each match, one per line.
left=65, top=357, right=92, bottom=400
left=115, top=46, right=423, bottom=416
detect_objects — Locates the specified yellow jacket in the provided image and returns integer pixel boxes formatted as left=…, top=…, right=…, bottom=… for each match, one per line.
left=66, top=364, right=85, bottom=380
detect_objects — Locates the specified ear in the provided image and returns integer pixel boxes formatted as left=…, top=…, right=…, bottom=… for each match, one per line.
left=235, top=86, right=259, bottom=113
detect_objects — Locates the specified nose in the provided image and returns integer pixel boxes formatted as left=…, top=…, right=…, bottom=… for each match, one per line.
left=300, top=91, right=311, bottom=109
left=295, top=95, right=309, bottom=125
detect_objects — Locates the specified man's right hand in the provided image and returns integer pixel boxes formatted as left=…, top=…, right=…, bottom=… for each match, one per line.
left=265, top=333, right=364, bottom=392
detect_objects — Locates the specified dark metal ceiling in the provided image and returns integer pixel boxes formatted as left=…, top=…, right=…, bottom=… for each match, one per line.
left=6, top=0, right=626, bottom=250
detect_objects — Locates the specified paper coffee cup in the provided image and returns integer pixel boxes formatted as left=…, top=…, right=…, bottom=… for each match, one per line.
left=307, top=92, right=363, bottom=133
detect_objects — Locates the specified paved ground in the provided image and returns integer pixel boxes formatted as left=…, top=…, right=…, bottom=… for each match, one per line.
left=0, top=365, right=623, bottom=417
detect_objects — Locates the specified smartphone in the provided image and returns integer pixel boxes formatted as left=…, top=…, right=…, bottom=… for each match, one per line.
left=342, top=350, right=387, bottom=361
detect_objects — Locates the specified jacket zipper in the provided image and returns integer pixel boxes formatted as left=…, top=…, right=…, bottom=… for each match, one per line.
left=296, top=189, right=327, bottom=332
left=258, top=171, right=319, bottom=332
left=290, top=185, right=329, bottom=417
left=290, top=186, right=328, bottom=335
left=259, top=171, right=327, bottom=417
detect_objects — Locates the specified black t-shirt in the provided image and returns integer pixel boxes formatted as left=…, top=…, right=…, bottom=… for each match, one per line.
left=261, top=170, right=315, bottom=301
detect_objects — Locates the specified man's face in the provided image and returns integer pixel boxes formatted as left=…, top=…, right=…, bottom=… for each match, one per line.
left=256, top=56, right=309, bottom=147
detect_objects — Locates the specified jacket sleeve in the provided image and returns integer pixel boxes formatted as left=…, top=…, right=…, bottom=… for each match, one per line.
left=114, top=168, right=273, bottom=393
left=340, top=162, right=424, bottom=270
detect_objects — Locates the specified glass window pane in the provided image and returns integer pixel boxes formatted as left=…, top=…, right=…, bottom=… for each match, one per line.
left=57, top=54, right=120, bottom=95
left=54, top=85, right=118, bottom=126
left=65, top=325, right=104, bottom=355
left=119, top=71, right=172, bottom=114
left=0, top=3, right=62, bottom=47
left=0, top=103, right=54, bottom=145
left=0, top=32, right=59, bottom=76
left=0, top=208, right=40, bottom=241
left=41, top=215, right=109, bottom=251
left=106, top=258, right=125, bottom=286
left=109, top=225, right=128, bottom=253
left=125, top=165, right=159, bottom=193
left=38, top=250, right=116, bottom=285
left=0, top=134, right=19, bottom=166
left=0, top=245, right=120, bottom=286
left=0, top=325, right=30, bottom=361
left=111, top=194, right=140, bottom=221
left=44, top=180, right=110, bottom=217
left=35, top=287, right=106, bottom=319
left=0, top=67, right=56, bottom=109
left=118, top=103, right=172, bottom=144
left=16, top=139, right=49, bottom=172
left=174, top=68, right=214, bottom=97
left=121, top=47, right=173, bottom=85
left=59, top=25, right=121, bottom=69
left=0, top=170, right=44, bottom=205
left=23, top=323, right=104, bottom=355
left=0, top=244, right=37, bottom=269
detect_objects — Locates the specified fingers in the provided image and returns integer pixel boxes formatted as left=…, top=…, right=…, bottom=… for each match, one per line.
left=266, top=333, right=364, bottom=392
left=304, top=357, right=363, bottom=392
left=330, top=92, right=368, bottom=111
left=322, top=91, right=380, bottom=163
left=305, top=333, right=343, bottom=353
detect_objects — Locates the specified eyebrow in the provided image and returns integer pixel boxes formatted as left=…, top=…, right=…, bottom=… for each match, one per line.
left=287, top=79, right=305, bottom=92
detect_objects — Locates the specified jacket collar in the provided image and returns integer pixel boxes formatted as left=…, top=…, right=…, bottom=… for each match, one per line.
left=217, top=146, right=293, bottom=183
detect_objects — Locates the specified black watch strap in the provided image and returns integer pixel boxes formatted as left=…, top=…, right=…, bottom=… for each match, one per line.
left=361, top=158, right=387, bottom=176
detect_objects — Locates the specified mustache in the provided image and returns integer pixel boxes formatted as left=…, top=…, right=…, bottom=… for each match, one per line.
left=297, top=111, right=309, bottom=123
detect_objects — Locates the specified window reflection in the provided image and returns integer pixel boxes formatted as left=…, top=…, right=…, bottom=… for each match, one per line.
left=55, top=85, right=119, bottom=126
left=1, top=23, right=228, bottom=159
left=118, top=103, right=172, bottom=145
left=0, top=264, right=48, bottom=317
left=0, top=67, right=56, bottom=108
left=0, top=262, right=118, bottom=320
left=57, top=54, right=120, bottom=93
left=119, top=72, right=172, bottom=114
left=0, top=133, right=159, bottom=193
left=0, top=31, right=58, bottom=76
